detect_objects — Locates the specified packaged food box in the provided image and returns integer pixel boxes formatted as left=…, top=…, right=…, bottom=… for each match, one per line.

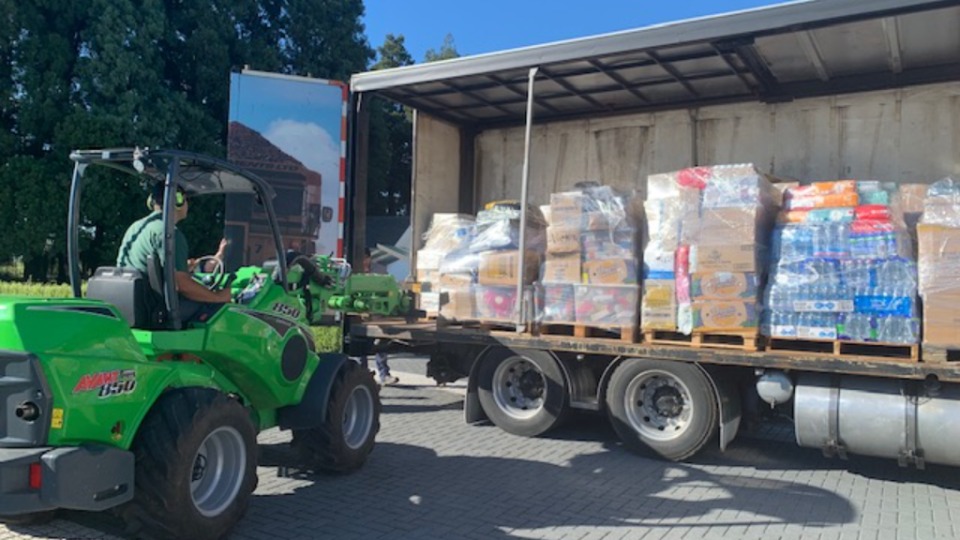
left=641, top=279, right=677, bottom=331
left=692, top=301, right=759, bottom=331
left=581, top=229, right=636, bottom=260
left=583, top=258, right=638, bottom=285
left=574, top=285, right=639, bottom=326
left=477, top=250, right=540, bottom=286
left=690, top=244, right=760, bottom=273
left=691, top=272, right=759, bottom=300
left=550, top=191, right=583, bottom=226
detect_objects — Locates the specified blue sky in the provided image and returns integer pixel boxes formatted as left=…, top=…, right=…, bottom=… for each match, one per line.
left=362, top=0, right=789, bottom=63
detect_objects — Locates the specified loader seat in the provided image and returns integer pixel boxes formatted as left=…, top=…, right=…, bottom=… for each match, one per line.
left=86, top=266, right=167, bottom=329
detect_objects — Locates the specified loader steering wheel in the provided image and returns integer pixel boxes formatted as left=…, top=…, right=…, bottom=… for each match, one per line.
left=192, top=255, right=227, bottom=290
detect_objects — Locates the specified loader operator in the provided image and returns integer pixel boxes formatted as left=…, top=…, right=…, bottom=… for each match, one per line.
left=117, top=183, right=230, bottom=323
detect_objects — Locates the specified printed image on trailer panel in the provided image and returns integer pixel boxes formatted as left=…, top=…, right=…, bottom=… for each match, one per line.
left=226, top=70, right=347, bottom=265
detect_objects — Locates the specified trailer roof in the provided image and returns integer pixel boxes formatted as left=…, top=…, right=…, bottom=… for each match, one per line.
left=351, top=0, right=960, bottom=127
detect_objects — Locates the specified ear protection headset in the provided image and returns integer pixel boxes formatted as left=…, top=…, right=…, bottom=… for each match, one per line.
left=147, top=184, right=186, bottom=210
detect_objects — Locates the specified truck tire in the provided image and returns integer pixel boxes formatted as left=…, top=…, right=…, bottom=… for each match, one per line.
left=120, top=388, right=258, bottom=540
left=291, top=360, right=380, bottom=472
left=477, top=347, right=567, bottom=437
left=605, top=359, right=717, bottom=461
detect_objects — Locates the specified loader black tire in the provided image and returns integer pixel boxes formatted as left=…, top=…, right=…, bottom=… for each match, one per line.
left=291, top=360, right=380, bottom=472
left=119, top=388, right=258, bottom=540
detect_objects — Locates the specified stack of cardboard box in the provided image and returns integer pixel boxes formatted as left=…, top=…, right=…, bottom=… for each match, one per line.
left=469, top=203, right=546, bottom=323
left=918, top=179, right=960, bottom=348
left=415, top=213, right=474, bottom=316
left=539, top=186, right=640, bottom=328
left=642, top=165, right=780, bottom=335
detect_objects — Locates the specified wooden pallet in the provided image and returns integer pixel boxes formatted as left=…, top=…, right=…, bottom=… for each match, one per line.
left=922, top=345, right=960, bottom=364
left=643, top=329, right=759, bottom=352
left=766, top=337, right=919, bottom=362
left=541, top=323, right=638, bottom=343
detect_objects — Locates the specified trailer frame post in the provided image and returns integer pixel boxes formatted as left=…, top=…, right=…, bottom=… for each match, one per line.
left=515, top=66, right=539, bottom=332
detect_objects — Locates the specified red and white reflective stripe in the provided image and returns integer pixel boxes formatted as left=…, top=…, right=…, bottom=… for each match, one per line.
left=333, top=82, right=348, bottom=258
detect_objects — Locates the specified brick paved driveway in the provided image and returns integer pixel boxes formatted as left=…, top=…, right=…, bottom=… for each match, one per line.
left=3, top=356, right=960, bottom=540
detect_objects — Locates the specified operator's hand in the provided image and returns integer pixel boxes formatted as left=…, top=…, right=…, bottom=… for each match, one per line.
left=214, top=287, right=232, bottom=303
left=215, top=238, right=228, bottom=259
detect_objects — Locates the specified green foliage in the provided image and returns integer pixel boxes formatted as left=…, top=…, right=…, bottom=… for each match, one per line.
left=0, top=0, right=374, bottom=282
left=424, top=34, right=461, bottom=63
left=366, top=34, right=415, bottom=217
left=0, top=280, right=81, bottom=298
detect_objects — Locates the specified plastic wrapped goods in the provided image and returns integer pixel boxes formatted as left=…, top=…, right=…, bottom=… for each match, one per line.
left=469, top=203, right=546, bottom=253
left=474, top=285, right=520, bottom=322
left=764, top=181, right=919, bottom=345
left=574, top=285, right=640, bottom=326
left=917, top=178, right=960, bottom=348
left=422, top=213, right=475, bottom=252
left=536, top=284, right=576, bottom=324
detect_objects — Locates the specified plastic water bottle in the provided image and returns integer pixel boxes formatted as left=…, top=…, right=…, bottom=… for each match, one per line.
left=878, top=316, right=918, bottom=344
left=844, top=313, right=873, bottom=342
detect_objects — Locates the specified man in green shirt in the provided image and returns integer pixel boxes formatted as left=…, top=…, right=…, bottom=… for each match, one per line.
left=117, top=183, right=230, bottom=323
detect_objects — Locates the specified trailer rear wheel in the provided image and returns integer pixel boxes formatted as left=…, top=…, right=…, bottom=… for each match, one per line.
left=606, top=359, right=717, bottom=461
left=477, top=348, right=567, bottom=437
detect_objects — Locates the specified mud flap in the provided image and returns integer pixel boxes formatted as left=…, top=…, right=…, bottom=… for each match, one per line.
left=699, top=365, right=742, bottom=451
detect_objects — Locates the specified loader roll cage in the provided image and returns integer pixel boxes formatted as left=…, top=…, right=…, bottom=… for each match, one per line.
left=67, top=148, right=289, bottom=330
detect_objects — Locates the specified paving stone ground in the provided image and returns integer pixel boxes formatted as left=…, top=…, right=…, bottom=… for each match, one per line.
left=3, top=356, right=960, bottom=539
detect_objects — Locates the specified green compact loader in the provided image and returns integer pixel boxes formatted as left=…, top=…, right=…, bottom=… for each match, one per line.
left=0, top=149, right=413, bottom=539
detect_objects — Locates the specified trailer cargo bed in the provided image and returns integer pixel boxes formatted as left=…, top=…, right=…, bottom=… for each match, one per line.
left=352, top=320, right=960, bottom=383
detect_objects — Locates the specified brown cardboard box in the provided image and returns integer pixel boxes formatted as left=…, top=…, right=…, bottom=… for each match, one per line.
left=698, top=207, right=766, bottom=245
left=900, top=184, right=928, bottom=215
left=583, top=258, right=638, bottom=285
left=917, top=224, right=960, bottom=294
left=546, top=226, right=581, bottom=254
left=691, top=244, right=758, bottom=273
left=417, top=269, right=440, bottom=286
left=439, top=287, right=476, bottom=320
left=922, top=292, right=960, bottom=347
left=478, top=250, right=540, bottom=286
left=542, top=253, right=581, bottom=284
left=439, top=273, right=475, bottom=289
left=550, top=191, right=583, bottom=227
left=917, top=224, right=960, bottom=258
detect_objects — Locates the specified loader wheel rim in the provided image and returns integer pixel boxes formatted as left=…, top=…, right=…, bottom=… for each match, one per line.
left=624, top=370, right=694, bottom=442
left=190, top=426, right=247, bottom=518
left=343, top=385, right=375, bottom=450
left=492, top=356, right=545, bottom=420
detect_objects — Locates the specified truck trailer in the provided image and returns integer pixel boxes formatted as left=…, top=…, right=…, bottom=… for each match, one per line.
left=343, top=0, right=960, bottom=468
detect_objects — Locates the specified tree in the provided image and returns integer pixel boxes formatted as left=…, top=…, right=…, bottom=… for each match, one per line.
left=366, top=34, right=414, bottom=217
left=0, top=0, right=375, bottom=281
left=424, top=33, right=460, bottom=63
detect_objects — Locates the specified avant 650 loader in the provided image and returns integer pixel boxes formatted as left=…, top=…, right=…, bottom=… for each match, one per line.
left=0, top=149, right=413, bottom=539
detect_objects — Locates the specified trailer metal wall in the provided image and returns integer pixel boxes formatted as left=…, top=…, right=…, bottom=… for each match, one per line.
left=411, top=82, right=960, bottom=211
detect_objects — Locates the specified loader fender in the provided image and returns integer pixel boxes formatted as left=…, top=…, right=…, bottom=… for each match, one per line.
left=277, top=353, right=350, bottom=430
